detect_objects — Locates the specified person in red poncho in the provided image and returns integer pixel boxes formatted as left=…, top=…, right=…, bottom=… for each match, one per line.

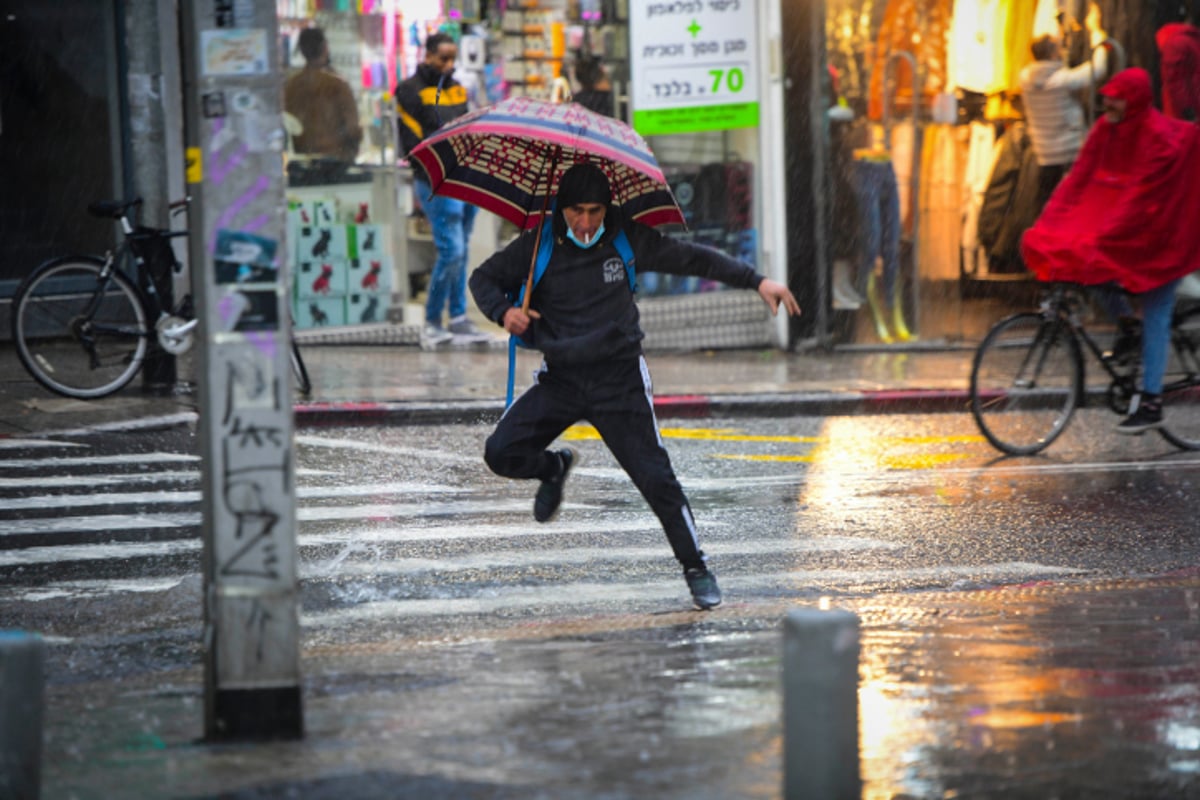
left=1021, top=67, right=1200, bottom=433
left=1157, top=21, right=1200, bottom=122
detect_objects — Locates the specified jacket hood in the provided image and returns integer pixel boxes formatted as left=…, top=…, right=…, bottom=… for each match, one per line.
left=1157, top=22, right=1200, bottom=52
left=1099, top=67, right=1154, bottom=120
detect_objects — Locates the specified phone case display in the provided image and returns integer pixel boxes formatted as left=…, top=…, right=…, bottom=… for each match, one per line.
left=500, top=2, right=567, bottom=99
left=288, top=196, right=392, bottom=328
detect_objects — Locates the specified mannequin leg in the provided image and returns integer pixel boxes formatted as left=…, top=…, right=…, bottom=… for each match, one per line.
left=854, top=161, right=891, bottom=342
left=878, top=161, right=913, bottom=341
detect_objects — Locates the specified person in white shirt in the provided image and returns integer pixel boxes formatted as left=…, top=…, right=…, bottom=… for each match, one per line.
left=1019, top=32, right=1109, bottom=211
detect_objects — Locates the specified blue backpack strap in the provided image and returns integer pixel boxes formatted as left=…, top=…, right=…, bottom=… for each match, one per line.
left=513, top=214, right=557, bottom=309
left=613, top=228, right=636, bottom=292
left=507, top=218, right=556, bottom=406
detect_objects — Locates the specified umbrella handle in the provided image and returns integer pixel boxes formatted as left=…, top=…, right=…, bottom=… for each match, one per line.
left=521, top=146, right=561, bottom=315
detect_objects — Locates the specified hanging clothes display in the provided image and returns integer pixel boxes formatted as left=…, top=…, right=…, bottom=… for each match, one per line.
left=960, top=120, right=999, bottom=276
left=976, top=121, right=1039, bottom=274
left=918, top=123, right=965, bottom=281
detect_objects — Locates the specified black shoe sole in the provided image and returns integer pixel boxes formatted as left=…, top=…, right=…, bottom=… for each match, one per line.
left=1115, top=423, right=1161, bottom=435
left=533, top=448, right=579, bottom=523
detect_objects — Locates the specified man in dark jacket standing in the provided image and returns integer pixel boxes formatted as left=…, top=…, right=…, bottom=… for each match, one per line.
left=284, top=28, right=362, bottom=164
left=469, top=163, right=800, bottom=610
left=396, top=32, right=485, bottom=347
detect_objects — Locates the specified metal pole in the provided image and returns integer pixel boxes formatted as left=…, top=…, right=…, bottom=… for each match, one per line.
left=783, top=608, right=860, bottom=800
left=0, top=631, right=44, bottom=799
left=180, top=0, right=303, bottom=741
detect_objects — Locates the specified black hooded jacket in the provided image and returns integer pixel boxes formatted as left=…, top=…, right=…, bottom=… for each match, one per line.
left=469, top=209, right=764, bottom=366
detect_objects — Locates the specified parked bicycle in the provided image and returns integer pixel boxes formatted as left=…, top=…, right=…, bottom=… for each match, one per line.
left=969, top=283, right=1200, bottom=455
left=10, top=197, right=311, bottom=399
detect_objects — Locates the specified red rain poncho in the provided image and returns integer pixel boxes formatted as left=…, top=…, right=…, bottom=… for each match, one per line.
left=1157, top=23, right=1200, bottom=121
left=1021, top=67, right=1200, bottom=294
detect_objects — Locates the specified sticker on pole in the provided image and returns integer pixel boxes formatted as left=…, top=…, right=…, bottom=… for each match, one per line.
left=629, top=0, right=760, bottom=136
left=201, top=29, right=269, bottom=76
left=186, top=147, right=203, bottom=183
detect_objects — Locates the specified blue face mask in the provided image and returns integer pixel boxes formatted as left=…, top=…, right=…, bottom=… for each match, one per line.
left=567, top=221, right=605, bottom=249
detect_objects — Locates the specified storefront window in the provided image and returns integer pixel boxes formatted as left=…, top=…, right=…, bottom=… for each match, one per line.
left=819, top=0, right=1173, bottom=348
left=279, top=0, right=778, bottom=347
left=0, top=1, right=123, bottom=291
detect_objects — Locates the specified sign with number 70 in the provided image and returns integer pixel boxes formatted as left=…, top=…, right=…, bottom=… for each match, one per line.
left=630, top=0, right=760, bottom=135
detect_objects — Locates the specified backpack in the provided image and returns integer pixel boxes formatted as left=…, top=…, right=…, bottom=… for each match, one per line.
left=505, top=217, right=637, bottom=405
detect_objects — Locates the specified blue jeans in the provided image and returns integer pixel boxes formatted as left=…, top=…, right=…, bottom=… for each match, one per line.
left=1140, top=279, right=1180, bottom=396
left=415, top=177, right=478, bottom=326
left=849, top=159, right=901, bottom=304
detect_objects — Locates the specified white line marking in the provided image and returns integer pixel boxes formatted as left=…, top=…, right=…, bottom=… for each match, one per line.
left=0, top=553, right=1057, bottom=606
left=0, top=439, right=86, bottom=450
left=295, top=434, right=479, bottom=464
left=0, top=499, right=541, bottom=536
left=0, top=482, right=469, bottom=512
left=45, top=411, right=198, bottom=437
left=305, top=536, right=900, bottom=577
left=301, top=563, right=1087, bottom=623
left=0, top=467, right=330, bottom=489
left=0, top=452, right=199, bottom=469
left=0, top=517, right=721, bottom=567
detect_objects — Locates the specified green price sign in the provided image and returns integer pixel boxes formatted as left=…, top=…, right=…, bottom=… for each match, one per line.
left=630, top=0, right=760, bottom=135
left=633, top=102, right=759, bottom=136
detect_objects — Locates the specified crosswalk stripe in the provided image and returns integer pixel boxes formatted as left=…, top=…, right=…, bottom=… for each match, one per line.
left=0, top=555, right=1072, bottom=606
left=0, top=452, right=199, bottom=469
left=4, top=537, right=882, bottom=596
left=0, top=515, right=883, bottom=567
left=0, top=439, right=86, bottom=450
left=305, top=536, right=900, bottom=577
left=301, top=563, right=1087, bottom=624
left=0, top=499, right=546, bottom=536
left=0, top=482, right=469, bottom=512
left=0, top=467, right=332, bottom=489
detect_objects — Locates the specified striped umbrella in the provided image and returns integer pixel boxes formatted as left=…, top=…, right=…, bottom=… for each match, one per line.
left=407, top=96, right=685, bottom=230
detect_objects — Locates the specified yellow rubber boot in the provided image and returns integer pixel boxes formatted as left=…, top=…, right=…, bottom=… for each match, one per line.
left=892, top=301, right=915, bottom=342
left=866, top=273, right=893, bottom=343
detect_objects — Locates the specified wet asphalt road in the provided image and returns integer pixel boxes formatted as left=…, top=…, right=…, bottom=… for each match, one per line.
left=5, top=409, right=1200, bottom=798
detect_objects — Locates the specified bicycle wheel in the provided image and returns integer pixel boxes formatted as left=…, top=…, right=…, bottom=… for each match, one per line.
left=970, top=313, right=1083, bottom=455
left=290, top=338, right=312, bottom=396
left=1159, top=304, right=1200, bottom=450
left=11, top=256, right=149, bottom=399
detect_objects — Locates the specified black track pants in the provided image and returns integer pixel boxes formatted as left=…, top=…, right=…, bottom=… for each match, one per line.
left=484, top=355, right=706, bottom=571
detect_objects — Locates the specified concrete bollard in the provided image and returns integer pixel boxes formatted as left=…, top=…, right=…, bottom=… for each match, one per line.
left=0, top=631, right=45, bottom=800
left=783, top=608, right=861, bottom=800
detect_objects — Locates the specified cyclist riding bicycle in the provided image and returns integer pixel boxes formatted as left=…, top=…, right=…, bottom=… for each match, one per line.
left=1022, top=67, right=1200, bottom=434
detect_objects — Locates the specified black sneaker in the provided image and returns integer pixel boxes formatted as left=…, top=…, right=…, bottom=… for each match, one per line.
left=533, top=448, right=577, bottom=523
left=685, top=567, right=722, bottom=610
left=1116, top=394, right=1163, bottom=435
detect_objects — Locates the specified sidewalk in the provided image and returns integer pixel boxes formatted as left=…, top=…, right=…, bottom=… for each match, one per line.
left=0, top=333, right=976, bottom=437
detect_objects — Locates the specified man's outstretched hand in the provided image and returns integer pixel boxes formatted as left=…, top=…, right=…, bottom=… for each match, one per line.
left=758, top=279, right=802, bottom=317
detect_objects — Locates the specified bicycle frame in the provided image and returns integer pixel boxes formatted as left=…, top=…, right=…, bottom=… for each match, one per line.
left=1038, top=285, right=1140, bottom=408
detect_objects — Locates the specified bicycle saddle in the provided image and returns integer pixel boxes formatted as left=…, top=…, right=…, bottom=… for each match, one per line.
left=87, top=198, right=142, bottom=219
